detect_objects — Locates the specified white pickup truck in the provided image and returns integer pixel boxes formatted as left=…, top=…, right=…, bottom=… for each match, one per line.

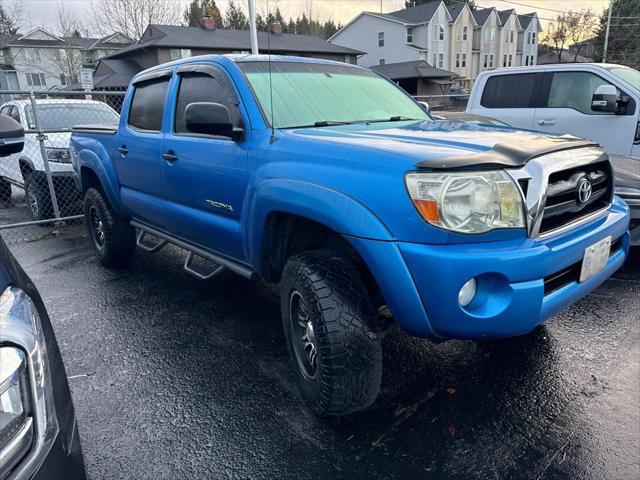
left=467, top=63, right=640, bottom=159
left=0, top=99, right=119, bottom=219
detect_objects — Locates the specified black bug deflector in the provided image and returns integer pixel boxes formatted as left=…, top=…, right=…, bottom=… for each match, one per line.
left=416, top=135, right=603, bottom=170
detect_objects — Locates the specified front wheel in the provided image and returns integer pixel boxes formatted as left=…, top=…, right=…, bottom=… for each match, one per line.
left=281, top=250, right=382, bottom=416
left=83, top=187, right=136, bottom=266
left=24, top=174, right=53, bottom=220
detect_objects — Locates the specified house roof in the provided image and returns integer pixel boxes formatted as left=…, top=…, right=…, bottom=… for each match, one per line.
left=383, top=1, right=442, bottom=24
left=0, top=30, right=131, bottom=50
left=518, top=12, right=537, bottom=29
left=109, top=24, right=362, bottom=59
left=92, top=58, right=145, bottom=88
left=498, top=9, right=515, bottom=25
left=473, top=7, right=496, bottom=27
left=446, top=4, right=465, bottom=22
left=371, top=60, right=456, bottom=80
left=537, top=51, right=594, bottom=65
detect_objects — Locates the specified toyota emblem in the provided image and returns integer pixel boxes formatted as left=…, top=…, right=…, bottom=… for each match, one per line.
left=577, top=178, right=592, bottom=204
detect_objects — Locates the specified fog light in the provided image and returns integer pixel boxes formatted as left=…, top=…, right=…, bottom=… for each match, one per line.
left=458, top=278, right=477, bottom=307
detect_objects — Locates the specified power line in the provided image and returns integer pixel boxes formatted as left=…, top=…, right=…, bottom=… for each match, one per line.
left=476, top=0, right=638, bottom=19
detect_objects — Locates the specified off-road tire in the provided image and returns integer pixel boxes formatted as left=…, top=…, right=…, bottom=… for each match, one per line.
left=281, top=250, right=382, bottom=416
left=24, top=174, right=53, bottom=220
left=84, top=187, right=135, bottom=266
left=0, top=177, right=11, bottom=205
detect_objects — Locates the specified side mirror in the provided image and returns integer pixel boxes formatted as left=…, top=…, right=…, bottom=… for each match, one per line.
left=418, top=101, right=431, bottom=113
left=591, top=84, right=617, bottom=113
left=185, top=102, right=242, bottom=139
left=0, top=114, right=24, bottom=157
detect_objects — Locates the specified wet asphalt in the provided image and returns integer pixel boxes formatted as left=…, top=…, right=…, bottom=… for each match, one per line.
left=8, top=230, right=640, bottom=480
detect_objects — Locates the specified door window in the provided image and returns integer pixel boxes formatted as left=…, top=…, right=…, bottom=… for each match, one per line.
left=546, top=71, right=621, bottom=115
left=480, top=73, right=539, bottom=108
left=174, top=68, right=242, bottom=135
left=128, top=77, right=170, bottom=131
left=9, top=106, right=20, bottom=124
left=0, top=106, right=11, bottom=117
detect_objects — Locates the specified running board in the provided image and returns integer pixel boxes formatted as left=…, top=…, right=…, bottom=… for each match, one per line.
left=136, top=229, right=168, bottom=252
left=131, top=220, right=256, bottom=280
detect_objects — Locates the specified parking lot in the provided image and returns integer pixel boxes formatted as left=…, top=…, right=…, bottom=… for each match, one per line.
left=7, top=227, right=639, bottom=480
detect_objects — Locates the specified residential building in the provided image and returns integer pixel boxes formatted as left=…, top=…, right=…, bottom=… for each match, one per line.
left=537, top=50, right=594, bottom=64
left=471, top=7, right=501, bottom=82
left=518, top=13, right=542, bottom=67
left=446, top=3, right=476, bottom=88
left=0, top=28, right=131, bottom=91
left=92, top=23, right=362, bottom=90
left=329, top=2, right=451, bottom=69
left=497, top=9, right=520, bottom=69
left=568, top=37, right=597, bottom=61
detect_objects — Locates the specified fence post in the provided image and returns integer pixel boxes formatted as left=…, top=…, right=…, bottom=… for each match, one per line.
left=29, top=91, right=62, bottom=220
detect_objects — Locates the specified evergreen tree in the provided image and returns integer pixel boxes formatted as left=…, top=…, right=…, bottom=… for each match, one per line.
left=224, top=0, right=248, bottom=30
left=184, top=0, right=224, bottom=28
left=594, top=0, right=640, bottom=68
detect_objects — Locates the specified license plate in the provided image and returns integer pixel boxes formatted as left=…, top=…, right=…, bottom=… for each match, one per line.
left=579, top=236, right=611, bottom=282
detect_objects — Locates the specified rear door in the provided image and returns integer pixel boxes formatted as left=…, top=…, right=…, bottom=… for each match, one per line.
left=534, top=70, right=637, bottom=156
left=115, top=71, right=172, bottom=228
left=160, top=63, right=249, bottom=260
left=0, top=105, right=22, bottom=184
left=472, top=72, right=542, bottom=129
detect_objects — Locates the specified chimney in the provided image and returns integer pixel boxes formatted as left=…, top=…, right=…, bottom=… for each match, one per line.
left=270, top=21, right=283, bottom=35
left=201, top=17, right=216, bottom=30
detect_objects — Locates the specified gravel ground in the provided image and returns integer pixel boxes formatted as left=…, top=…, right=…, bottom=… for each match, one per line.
left=8, top=230, right=640, bottom=480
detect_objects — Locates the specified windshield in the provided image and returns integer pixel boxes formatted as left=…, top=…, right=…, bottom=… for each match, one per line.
left=239, top=61, right=430, bottom=129
left=606, top=66, right=640, bottom=90
left=25, top=102, right=120, bottom=130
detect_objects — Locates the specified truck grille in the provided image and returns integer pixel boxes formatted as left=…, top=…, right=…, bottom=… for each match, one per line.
left=539, top=160, right=612, bottom=235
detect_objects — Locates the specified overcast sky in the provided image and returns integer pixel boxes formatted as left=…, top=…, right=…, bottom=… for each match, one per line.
left=13, top=0, right=611, bottom=34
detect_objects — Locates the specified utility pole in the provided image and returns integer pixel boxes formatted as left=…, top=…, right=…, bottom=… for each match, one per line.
left=602, top=0, right=613, bottom=63
left=248, top=0, right=259, bottom=55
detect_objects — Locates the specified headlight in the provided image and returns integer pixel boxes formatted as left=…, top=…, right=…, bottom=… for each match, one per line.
left=405, top=170, right=525, bottom=234
left=0, top=287, right=58, bottom=479
left=0, top=347, right=33, bottom=478
left=45, top=148, right=71, bottom=164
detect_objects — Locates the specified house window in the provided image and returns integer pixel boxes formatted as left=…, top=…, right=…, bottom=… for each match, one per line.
left=60, top=74, right=67, bottom=85
left=438, top=53, right=444, bottom=68
left=462, top=53, right=467, bottom=68
left=484, top=27, right=495, bottom=43
left=24, top=48, right=41, bottom=63
left=456, top=53, right=461, bottom=68
left=489, top=54, right=494, bottom=67
left=530, top=54, right=535, bottom=65
left=25, top=72, right=46, bottom=88
left=463, top=25, right=468, bottom=41
left=406, top=27, right=413, bottom=43
left=432, top=53, right=437, bottom=66
left=525, top=56, right=529, bottom=66
left=439, top=25, right=445, bottom=41
left=503, top=55, right=507, bottom=67
left=457, top=25, right=463, bottom=41
left=169, top=48, right=192, bottom=60
left=531, top=32, right=536, bottom=44
left=508, top=54, right=512, bottom=67
left=483, top=55, right=488, bottom=68
left=378, top=32, right=384, bottom=47
left=432, top=24, right=439, bottom=41
left=379, top=58, right=385, bottom=65
left=526, top=32, right=531, bottom=44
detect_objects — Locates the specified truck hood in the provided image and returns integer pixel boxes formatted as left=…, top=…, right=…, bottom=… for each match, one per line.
left=286, top=120, right=598, bottom=168
left=28, top=131, right=71, bottom=149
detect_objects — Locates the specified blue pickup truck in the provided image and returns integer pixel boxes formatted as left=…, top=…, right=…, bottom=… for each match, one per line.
left=70, top=55, right=630, bottom=416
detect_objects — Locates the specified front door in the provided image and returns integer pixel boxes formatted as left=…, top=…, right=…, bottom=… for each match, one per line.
left=160, top=64, right=248, bottom=260
left=115, top=73, right=172, bottom=228
left=534, top=71, right=637, bottom=157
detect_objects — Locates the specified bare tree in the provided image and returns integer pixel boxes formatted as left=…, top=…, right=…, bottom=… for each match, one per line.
left=49, top=3, right=84, bottom=86
left=542, top=10, right=599, bottom=63
left=0, top=0, right=23, bottom=35
left=89, top=0, right=182, bottom=40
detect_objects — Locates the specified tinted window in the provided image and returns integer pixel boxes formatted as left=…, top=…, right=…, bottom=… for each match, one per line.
left=128, top=77, right=170, bottom=131
left=481, top=73, right=539, bottom=108
left=0, top=106, right=11, bottom=117
left=174, top=69, right=242, bottom=134
left=9, top=106, right=20, bottom=123
left=546, top=71, right=620, bottom=115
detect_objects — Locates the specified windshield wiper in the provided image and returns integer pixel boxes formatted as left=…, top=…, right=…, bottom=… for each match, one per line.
left=313, top=120, right=357, bottom=127
left=367, top=116, right=422, bottom=123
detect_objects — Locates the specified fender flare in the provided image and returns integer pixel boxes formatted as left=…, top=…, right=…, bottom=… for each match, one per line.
left=245, top=178, right=394, bottom=267
left=76, top=149, right=127, bottom=216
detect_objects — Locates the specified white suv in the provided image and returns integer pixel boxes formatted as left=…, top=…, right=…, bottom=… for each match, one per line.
left=0, top=99, right=119, bottom=219
left=467, top=63, right=640, bottom=159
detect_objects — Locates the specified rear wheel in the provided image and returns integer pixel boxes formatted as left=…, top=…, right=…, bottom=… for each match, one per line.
left=24, top=174, right=53, bottom=220
left=83, top=187, right=135, bottom=266
left=281, top=250, right=382, bottom=416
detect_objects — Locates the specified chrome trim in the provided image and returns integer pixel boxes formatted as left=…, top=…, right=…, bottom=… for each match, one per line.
left=0, top=287, right=59, bottom=480
left=0, top=419, right=33, bottom=477
left=506, top=147, right=611, bottom=238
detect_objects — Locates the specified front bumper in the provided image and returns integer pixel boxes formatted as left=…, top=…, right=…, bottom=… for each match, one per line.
left=349, top=198, right=630, bottom=340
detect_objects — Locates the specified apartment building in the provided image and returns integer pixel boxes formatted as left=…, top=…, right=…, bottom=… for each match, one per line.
left=0, top=28, right=131, bottom=91
left=330, top=1, right=543, bottom=89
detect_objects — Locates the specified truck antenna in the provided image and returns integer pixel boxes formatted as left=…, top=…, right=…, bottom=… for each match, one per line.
left=266, top=0, right=276, bottom=143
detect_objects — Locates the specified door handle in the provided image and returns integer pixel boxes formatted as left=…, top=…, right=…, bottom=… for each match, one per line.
left=117, top=145, right=128, bottom=155
left=537, top=119, right=556, bottom=126
left=162, top=151, right=178, bottom=162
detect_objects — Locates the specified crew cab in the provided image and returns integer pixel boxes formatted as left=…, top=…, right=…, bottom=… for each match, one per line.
left=70, top=55, right=630, bottom=416
left=0, top=99, right=119, bottom=219
left=466, top=64, right=640, bottom=159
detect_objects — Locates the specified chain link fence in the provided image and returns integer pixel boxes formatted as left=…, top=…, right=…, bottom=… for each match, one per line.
left=0, top=90, right=125, bottom=243
left=413, top=94, right=470, bottom=113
